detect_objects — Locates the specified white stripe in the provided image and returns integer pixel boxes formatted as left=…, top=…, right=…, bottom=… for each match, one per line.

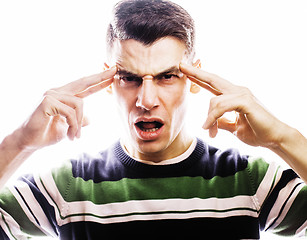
left=252, top=159, right=281, bottom=208
left=13, top=180, right=57, bottom=237
left=63, top=196, right=259, bottom=224
left=268, top=182, right=304, bottom=230
left=64, top=207, right=258, bottom=225
left=0, top=208, right=28, bottom=240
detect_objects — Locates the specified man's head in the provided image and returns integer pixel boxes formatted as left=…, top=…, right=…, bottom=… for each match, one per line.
left=107, top=0, right=199, bottom=161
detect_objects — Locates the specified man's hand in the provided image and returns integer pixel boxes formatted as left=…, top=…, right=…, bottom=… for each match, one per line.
left=180, top=62, right=287, bottom=148
left=17, top=66, right=116, bottom=150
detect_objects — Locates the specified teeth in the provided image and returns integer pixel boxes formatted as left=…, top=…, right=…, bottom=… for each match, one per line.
left=141, top=128, right=159, bottom=132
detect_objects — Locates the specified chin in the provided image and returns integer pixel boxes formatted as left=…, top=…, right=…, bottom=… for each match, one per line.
left=134, top=137, right=170, bottom=155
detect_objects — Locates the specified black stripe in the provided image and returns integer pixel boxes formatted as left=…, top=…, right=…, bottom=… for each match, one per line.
left=72, top=138, right=248, bottom=182
left=19, top=175, right=58, bottom=235
left=59, top=216, right=260, bottom=239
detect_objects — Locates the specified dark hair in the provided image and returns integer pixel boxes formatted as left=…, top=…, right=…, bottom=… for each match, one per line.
left=107, top=0, right=195, bottom=58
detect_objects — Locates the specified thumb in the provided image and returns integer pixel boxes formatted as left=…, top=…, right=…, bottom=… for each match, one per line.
left=75, top=116, right=90, bottom=139
left=217, top=117, right=237, bottom=134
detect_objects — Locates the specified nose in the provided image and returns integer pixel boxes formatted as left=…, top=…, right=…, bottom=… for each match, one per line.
left=136, top=77, right=159, bottom=111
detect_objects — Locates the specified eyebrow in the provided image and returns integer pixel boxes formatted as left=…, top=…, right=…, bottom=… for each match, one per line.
left=116, top=66, right=182, bottom=78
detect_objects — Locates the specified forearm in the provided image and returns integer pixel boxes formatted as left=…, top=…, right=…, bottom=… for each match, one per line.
left=270, top=125, right=307, bottom=184
left=0, top=129, right=35, bottom=189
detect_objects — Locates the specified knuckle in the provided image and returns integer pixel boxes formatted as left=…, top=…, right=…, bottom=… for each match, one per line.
left=234, top=86, right=253, bottom=101
left=49, top=106, right=59, bottom=116
left=73, top=97, right=84, bottom=113
left=43, top=88, right=59, bottom=97
left=66, top=107, right=75, bottom=116
left=210, top=96, right=223, bottom=108
left=76, top=97, right=84, bottom=107
left=42, top=94, right=54, bottom=103
left=241, top=88, right=255, bottom=101
left=209, top=97, right=218, bottom=106
left=239, top=86, right=252, bottom=95
left=215, top=100, right=224, bottom=109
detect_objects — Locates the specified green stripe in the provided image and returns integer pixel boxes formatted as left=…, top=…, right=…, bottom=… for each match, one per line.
left=51, top=159, right=270, bottom=204
left=41, top=173, right=260, bottom=221
left=0, top=187, right=45, bottom=236
left=246, top=157, right=270, bottom=191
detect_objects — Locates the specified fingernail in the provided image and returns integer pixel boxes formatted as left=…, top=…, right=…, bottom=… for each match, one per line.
left=209, top=128, right=218, bottom=138
left=76, top=128, right=81, bottom=139
left=68, top=134, right=75, bottom=141
left=202, top=121, right=209, bottom=130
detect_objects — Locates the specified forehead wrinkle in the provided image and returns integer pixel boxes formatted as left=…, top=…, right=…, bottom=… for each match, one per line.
left=117, top=65, right=182, bottom=78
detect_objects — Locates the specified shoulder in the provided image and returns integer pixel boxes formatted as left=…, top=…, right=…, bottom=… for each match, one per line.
left=53, top=141, right=124, bottom=183
left=197, top=138, right=250, bottom=179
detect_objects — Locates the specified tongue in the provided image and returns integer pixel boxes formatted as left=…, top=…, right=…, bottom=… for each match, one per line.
left=141, top=122, right=157, bottom=129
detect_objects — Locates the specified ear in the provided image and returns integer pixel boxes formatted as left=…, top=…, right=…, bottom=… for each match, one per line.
left=189, top=59, right=201, bottom=94
left=103, top=62, right=113, bottom=94
left=106, top=84, right=113, bottom=94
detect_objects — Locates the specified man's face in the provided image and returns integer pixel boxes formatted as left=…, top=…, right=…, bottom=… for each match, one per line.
left=112, top=37, right=192, bottom=160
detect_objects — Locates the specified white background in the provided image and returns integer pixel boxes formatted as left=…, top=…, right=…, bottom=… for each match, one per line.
left=1, top=0, right=307, bottom=239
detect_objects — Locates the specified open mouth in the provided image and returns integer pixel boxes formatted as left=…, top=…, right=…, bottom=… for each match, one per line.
left=134, top=118, right=165, bottom=140
left=135, top=121, right=164, bottom=132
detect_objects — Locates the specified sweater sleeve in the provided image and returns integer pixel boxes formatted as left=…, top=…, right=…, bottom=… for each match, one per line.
left=249, top=157, right=307, bottom=237
left=0, top=173, right=59, bottom=239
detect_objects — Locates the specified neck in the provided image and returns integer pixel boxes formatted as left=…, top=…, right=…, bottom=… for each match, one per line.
left=122, top=129, right=194, bottom=163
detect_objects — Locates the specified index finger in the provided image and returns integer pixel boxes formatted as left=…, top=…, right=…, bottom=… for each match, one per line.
left=56, top=66, right=117, bottom=97
left=179, top=62, right=234, bottom=95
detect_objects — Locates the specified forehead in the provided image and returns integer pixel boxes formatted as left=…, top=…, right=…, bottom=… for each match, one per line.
left=113, top=37, right=187, bottom=76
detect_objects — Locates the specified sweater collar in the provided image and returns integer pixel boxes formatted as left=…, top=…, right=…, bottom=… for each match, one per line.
left=114, top=138, right=206, bottom=177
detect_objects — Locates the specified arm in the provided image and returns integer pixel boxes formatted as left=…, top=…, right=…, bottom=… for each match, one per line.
left=180, top=62, right=307, bottom=183
left=0, top=66, right=116, bottom=189
left=269, top=127, right=307, bottom=184
left=0, top=130, right=34, bottom=189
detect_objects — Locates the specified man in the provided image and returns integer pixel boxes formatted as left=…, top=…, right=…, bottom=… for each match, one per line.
left=0, top=0, right=307, bottom=239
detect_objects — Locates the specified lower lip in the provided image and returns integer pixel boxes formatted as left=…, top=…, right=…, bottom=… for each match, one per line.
left=134, top=124, right=165, bottom=141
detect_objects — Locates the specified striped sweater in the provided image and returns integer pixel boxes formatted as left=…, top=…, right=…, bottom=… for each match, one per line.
left=0, top=138, right=306, bottom=239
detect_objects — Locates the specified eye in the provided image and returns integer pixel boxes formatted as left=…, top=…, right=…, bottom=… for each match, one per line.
left=163, top=74, right=175, bottom=79
left=118, top=75, right=142, bottom=87
left=121, top=76, right=138, bottom=82
left=160, top=74, right=179, bottom=82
